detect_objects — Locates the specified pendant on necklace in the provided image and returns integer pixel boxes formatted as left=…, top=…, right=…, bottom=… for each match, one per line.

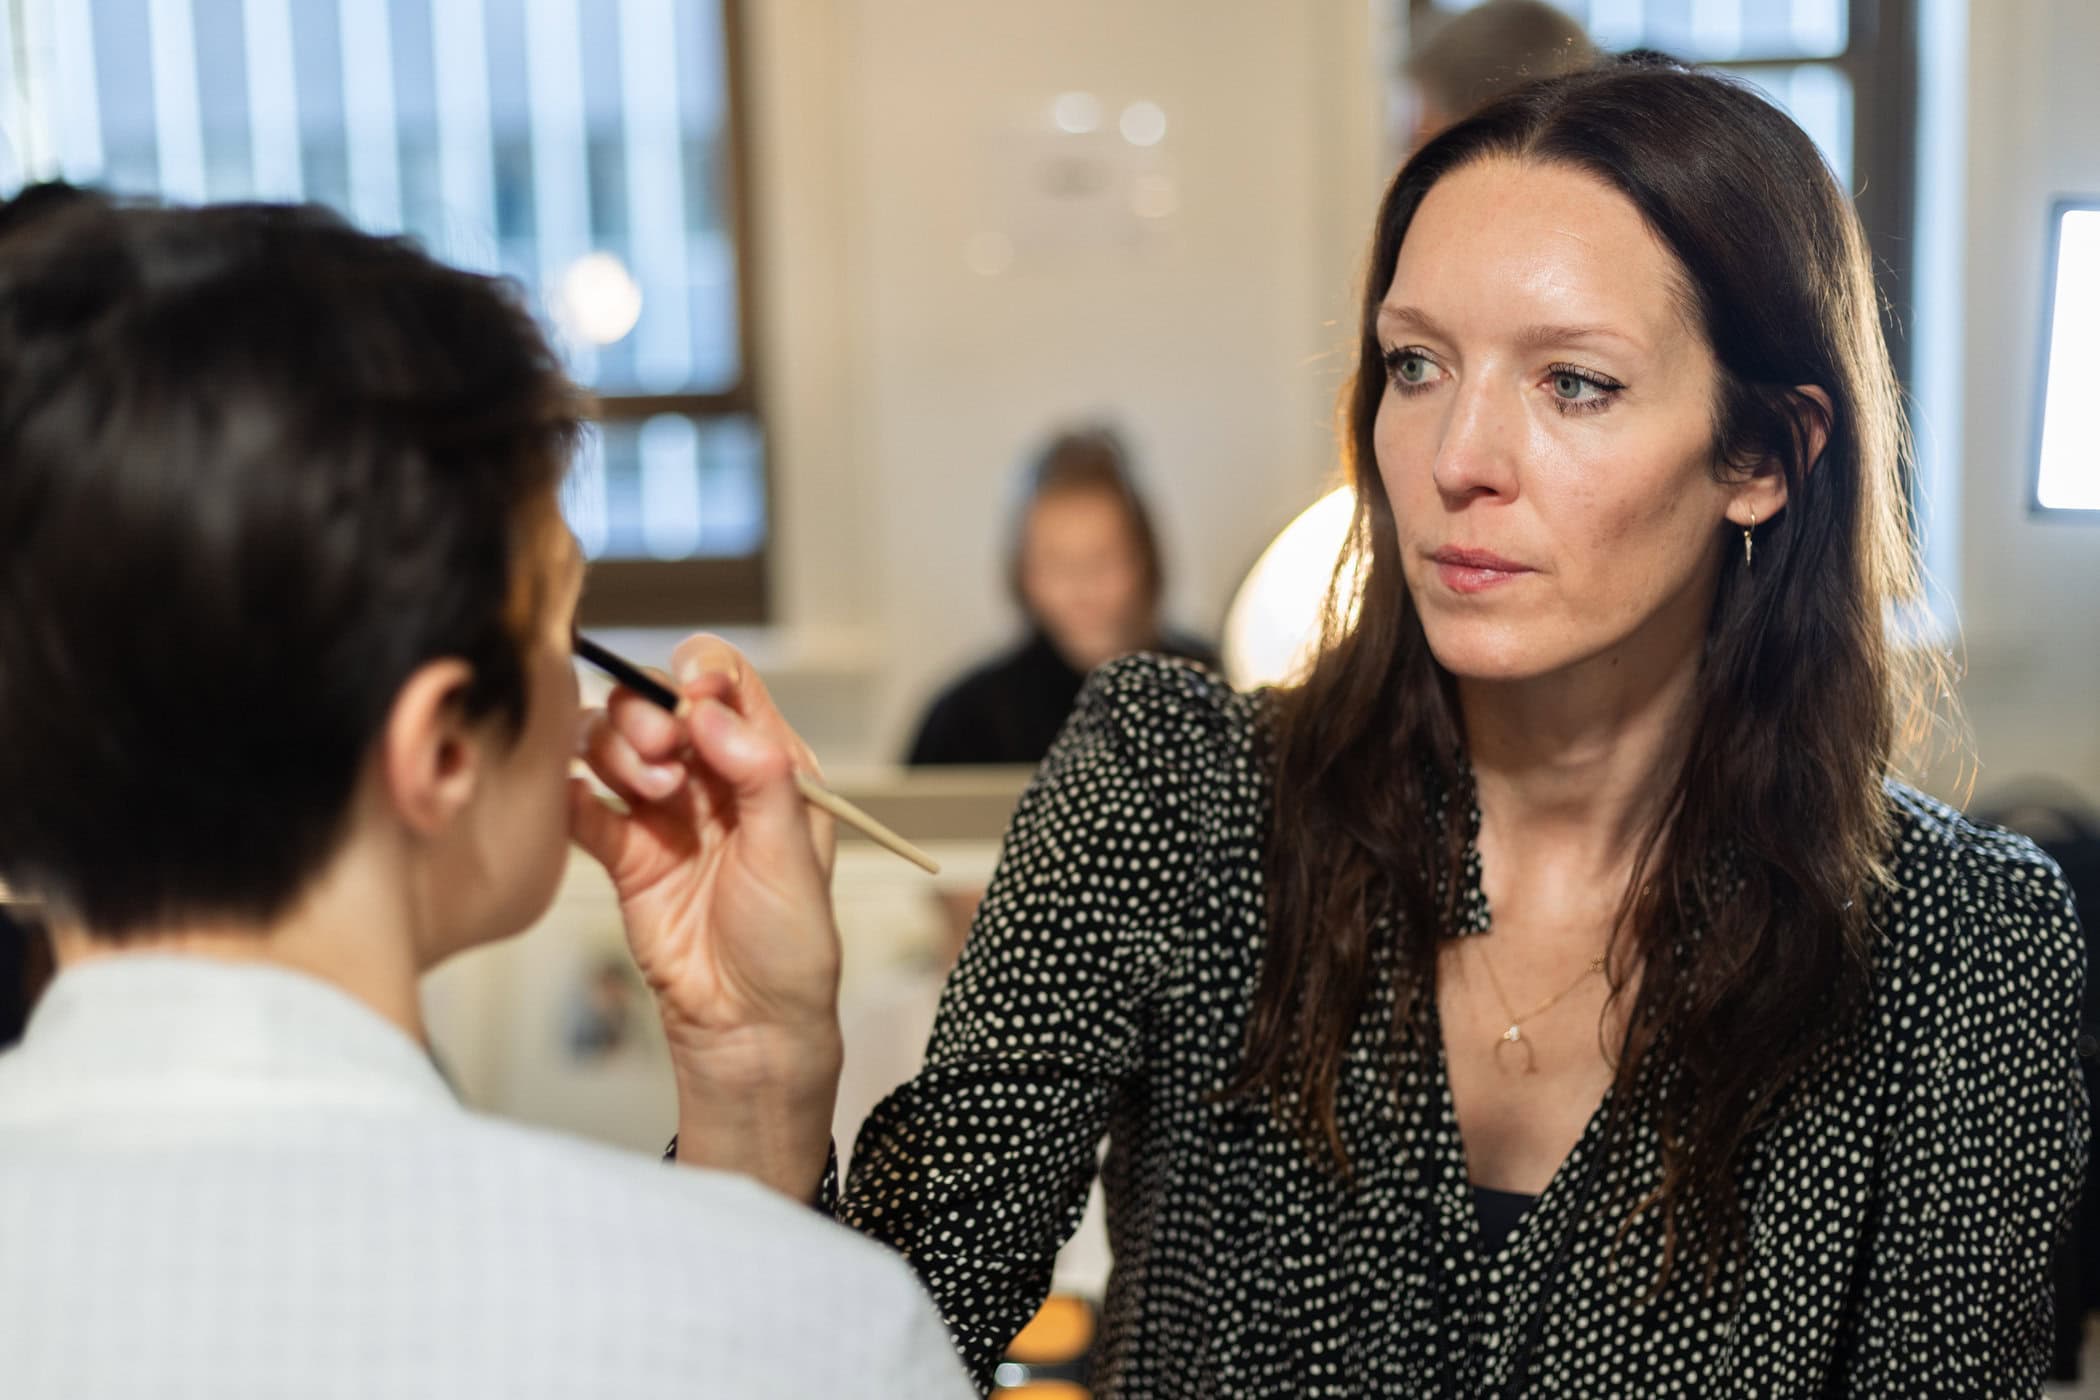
left=1502, top=1024, right=1522, bottom=1044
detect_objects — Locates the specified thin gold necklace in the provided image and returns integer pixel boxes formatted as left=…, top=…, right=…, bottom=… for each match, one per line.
left=1474, top=939, right=1605, bottom=1048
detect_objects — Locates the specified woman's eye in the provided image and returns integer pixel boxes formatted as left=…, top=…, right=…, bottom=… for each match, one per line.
left=1545, top=366, right=1624, bottom=413
left=1385, top=349, right=1438, bottom=390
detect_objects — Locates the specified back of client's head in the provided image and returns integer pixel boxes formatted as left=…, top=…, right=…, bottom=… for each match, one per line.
left=0, top=193, right=586, bottom=945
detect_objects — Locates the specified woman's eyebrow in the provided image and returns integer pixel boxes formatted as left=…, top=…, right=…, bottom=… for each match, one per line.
left=1377, top=303, right=1641, bottom=354
left=1376, top=303, right=1453, bottom=341
left=1511, top=322, right=1642, bottom=352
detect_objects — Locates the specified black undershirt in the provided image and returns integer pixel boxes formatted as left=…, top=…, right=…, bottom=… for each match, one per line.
left=905, top=629, right=1219, bottom=768
left=1472, top=1184, right=1538, bottom=1255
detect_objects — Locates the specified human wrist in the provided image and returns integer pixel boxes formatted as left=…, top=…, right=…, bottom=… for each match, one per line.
left=661, top=1011, right=842, bottom=1098
left=664, top=1020, right=842, bottom=1199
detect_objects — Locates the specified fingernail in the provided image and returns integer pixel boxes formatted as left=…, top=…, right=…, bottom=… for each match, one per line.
left=643, top=762, right=683, bottom=796
left=675, top=656, right=703, bottom=687
left=574, top=712, right=596, bottom=756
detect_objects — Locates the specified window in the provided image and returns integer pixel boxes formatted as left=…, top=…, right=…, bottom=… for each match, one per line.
left=2033, top=200, right=2100, bottom=515
left=0, top=0, right=767, bottom=623
left=1406, top=0, right=1920, bottom=387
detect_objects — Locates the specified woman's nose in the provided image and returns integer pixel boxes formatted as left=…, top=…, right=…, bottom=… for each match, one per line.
left=1429, top=381, right=1520, bottom=503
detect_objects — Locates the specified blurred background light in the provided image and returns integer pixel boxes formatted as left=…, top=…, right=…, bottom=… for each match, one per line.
left=557, top=251, right=645, bottom=347
left=2036, top=206, right=2100, bottom=510
left=1051, top=90, right=1101, bottom=134
left=1118, top=100, right=1167, bottom=147
left=1221, top=486, right=1362, bottom=690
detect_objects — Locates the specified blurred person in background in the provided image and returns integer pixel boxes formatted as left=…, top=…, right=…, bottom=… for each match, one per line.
left=906, top=425, right=1217, bottom=768
left=0, top=191, right=968, bottom=1399
left=1404, top=0, right=1596, bottom=148
left=902, top=425, right=1219, bottom=1051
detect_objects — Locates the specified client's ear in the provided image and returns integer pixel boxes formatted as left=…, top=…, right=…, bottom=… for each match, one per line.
left=381, top=659, right=485, bottom=837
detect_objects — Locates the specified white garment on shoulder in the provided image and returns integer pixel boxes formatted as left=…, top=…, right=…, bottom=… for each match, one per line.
left=0, top=956, right=972, bottom=1400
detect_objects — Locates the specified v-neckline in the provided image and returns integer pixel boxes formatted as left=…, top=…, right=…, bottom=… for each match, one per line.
left=1429, top=785, right=1621, bottom=1266
left=1425, top=996, right=1619, bottom=1268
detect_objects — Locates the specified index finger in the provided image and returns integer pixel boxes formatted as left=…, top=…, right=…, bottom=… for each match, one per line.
left=605, top=681, right=689, bottom=767
left=668, top=632, right=823, bottom=785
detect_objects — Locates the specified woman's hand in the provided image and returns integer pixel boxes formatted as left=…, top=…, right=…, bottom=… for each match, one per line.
left=569, top=634, right=841, bottom=1200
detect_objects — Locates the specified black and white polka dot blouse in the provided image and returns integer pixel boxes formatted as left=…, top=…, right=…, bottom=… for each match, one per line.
left=837, top=655, right=2089, bottom=1396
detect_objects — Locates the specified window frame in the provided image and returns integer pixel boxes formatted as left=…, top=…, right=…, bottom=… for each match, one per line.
left=1865, top=0, right=1923, bottom=398
left=577, top=0, right=772, bottom=626
left=0, top=0, right=773, bottom=626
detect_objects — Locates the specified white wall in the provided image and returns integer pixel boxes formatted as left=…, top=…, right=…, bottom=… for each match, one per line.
left=741, top=0, right=1389, bottom=763
left=1932, top=0, right=2100, bottom=809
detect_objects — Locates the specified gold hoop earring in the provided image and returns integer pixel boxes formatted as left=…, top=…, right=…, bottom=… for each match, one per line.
left=1743, top=508, right=1756, bottom=570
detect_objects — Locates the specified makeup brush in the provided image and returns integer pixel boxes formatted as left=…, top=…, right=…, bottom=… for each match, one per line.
left=573, top=632, right=941, bottom=875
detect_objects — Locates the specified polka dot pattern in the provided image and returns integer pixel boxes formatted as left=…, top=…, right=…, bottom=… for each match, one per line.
left=836, top=655, right=2089, bottom=1396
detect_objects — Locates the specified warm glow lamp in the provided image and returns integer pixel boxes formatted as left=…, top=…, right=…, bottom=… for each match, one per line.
left=1220, top=486, right=1363, bottom=690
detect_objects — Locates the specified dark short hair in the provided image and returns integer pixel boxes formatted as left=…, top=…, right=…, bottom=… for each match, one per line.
left=0, top=180, right=104, bottom=245
left=0, top=192, right=585, bottom=935
left=1004, top=425, right=1166, bottom=621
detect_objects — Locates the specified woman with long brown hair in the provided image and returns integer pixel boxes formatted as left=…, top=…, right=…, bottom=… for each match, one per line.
left=583, top=56, right=2087, bottom=1395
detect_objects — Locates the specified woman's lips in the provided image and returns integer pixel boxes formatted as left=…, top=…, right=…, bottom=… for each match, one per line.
left=1430, top=548, right=1533, bottom=595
